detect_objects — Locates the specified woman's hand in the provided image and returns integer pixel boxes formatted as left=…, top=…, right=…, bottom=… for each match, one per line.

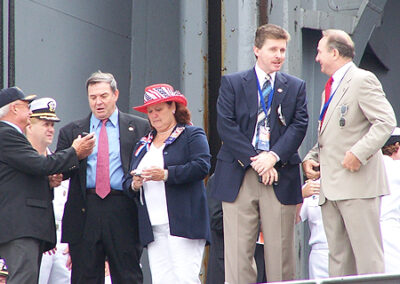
left=141, top=166, right=166, bottom=182
left=130, top=170, right=145, bottom=191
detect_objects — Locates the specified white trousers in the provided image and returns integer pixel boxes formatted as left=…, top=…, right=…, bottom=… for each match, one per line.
left=147, top=224, right=206, bottom=284
left=38, top=243, right=70, bottom=284
left=309, top=248, right=329, bottom=279
left=381, top=219, right=400, bottom=273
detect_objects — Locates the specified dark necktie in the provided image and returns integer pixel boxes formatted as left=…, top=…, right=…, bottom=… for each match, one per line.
left=255, top=76, right=272, bottom=149
left=96, top=119, right=110, bottom=199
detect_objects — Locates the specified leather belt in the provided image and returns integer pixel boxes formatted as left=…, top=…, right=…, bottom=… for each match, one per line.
left=87, top=188, right=124, bottom=196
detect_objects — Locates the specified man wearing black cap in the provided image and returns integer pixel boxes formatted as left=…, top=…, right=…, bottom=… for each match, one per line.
left=0, top=87, right=95, bottom=284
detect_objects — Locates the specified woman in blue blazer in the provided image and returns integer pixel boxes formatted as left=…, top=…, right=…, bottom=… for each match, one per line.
left=123, top=84, right=211, bottom=284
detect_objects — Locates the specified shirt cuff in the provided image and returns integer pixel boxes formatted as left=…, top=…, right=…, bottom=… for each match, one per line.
left=269, top=151, right=280, bottom=162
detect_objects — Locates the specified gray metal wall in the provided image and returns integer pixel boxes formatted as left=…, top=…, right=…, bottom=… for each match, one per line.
left=130, top=0, right=208, bottom=127
left=7, top=0, right=133, bottom=146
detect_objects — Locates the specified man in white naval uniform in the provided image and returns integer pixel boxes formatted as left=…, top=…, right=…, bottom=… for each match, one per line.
left=26, top=98, right=71, bottom=284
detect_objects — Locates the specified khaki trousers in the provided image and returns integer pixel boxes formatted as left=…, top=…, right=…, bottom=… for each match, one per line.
left=321, top=197, right=384, bottom=276
left=222, top=169, right=296, bottom=284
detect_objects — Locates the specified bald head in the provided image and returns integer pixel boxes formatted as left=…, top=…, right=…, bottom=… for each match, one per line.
left=322, top=29, right=355, bottom=59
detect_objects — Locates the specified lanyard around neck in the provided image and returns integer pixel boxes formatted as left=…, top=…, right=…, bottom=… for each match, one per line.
left=318, top=71, right=348, bottom=122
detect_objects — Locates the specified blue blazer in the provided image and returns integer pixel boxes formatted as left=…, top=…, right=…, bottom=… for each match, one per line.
left=123, top=125, right=211, bottom=246
left=211, top=68, right=308, bottom=204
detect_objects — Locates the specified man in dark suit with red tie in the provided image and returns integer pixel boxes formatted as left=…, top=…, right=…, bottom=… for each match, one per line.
left=57, top=71, right=150, bottom=284
left=211, top=24, right=308, bottom=283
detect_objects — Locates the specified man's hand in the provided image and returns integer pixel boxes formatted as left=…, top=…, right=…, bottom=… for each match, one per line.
left=342, top=151, right=361, bottom=172
left=250, top=152, right=277, bottom=175
left=261, top=167, right=279, bottom=186
left=72, top=133, right=95, bottom=160
left=49, top=173, right=63, bottom=188
left=64, top=245, right=72, bottom=271
left=302, top=160, right=320, bottom=180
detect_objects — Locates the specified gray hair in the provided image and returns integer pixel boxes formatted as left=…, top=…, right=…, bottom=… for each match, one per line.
left=0, top=104, right=10, bottom=119
left=85, top=71, right=118, bottom=93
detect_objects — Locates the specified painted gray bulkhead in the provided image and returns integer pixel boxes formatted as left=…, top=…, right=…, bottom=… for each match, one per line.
left=2, top=0, right=400, bottom=281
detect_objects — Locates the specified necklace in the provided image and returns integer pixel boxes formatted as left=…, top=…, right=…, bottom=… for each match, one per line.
left=157, top=124, right=177, bottom=135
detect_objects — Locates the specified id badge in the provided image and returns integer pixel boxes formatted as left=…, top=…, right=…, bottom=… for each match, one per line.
left=257, top=125, right=270, bottom=151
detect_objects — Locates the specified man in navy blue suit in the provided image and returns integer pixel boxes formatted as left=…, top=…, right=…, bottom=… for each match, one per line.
left=211, top=24, right=308, bottom=283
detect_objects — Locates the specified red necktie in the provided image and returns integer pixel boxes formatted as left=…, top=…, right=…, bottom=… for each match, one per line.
left=96, top=119, right=110, bottom=199
left=321, top=77, right=334, bottom=126
left=324, top=77, right=333, bottom=104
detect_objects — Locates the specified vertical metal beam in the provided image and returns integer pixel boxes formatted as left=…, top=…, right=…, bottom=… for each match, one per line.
left=221, top=0, right=258, bottom=74
left=258, top=0, right=269, bottom=25
left=179, top=1, right=208, bottom=128
left=208, top=0, right=222, bottom=173
left=8, top=0, right=15, bottom=87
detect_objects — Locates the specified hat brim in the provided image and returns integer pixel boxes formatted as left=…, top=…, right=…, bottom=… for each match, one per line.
left=21, top=94, right=37, bottom=103
left=30, top=113, right=60, bottom=122
left=133, top=96, right=187, bottom=113
left=383, top=135, right=400, bottom=147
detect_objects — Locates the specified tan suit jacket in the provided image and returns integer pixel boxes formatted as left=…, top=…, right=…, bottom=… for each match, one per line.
left=305, top=62, right=396, bottom=203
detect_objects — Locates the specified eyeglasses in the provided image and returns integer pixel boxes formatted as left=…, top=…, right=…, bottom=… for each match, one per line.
left=339, top=105, right=348, bottom=127
left=14, top=102, right=30, bottom=110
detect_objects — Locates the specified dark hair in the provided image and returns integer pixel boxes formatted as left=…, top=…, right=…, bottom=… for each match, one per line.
left=168, top=101, right=191, bottom=124
left=254, top=24, right=290, bottom=49
left=382, top=143, right=399, bottom=156
left=323, top=30, right=355, bottom=59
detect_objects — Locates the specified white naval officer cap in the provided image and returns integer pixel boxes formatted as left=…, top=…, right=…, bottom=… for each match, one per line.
left=29, top=97, right=60, bottom=122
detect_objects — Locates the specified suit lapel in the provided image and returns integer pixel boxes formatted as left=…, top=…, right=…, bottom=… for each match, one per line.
left=70, top=116, right=91, bottom=197
left=320, top=64, right=354, bottom=134
left=270, top=72, right=287, bottom=130
left=242, top=69, right=259, bottom=123
left=119, top=112, right=140, bottom=174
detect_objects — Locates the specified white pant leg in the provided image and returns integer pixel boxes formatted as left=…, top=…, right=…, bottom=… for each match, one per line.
left=381, top=220, right=400, bottom=273
left=169, top=234, right=205, bottom=284
left=147, top=224, right=205, bottom=284
left=308, top=248, right=329, bottom=279
left=39, top=253, right=54, bottom=284
left=148, top=224, right=176, bottom=284
left=47, top=243, right=71, bottom=284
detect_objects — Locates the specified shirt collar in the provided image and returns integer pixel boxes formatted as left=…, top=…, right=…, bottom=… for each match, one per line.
left=0, top=120, right=23, bottom=134
left=255, top=63, right=276, bottom=88
left=90, top=107, right=119, bottom=129
left=332, top=61, right=353, bottom=84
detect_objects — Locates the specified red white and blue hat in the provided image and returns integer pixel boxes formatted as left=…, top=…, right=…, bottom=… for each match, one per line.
left=133, top=83, right=187, bottom=113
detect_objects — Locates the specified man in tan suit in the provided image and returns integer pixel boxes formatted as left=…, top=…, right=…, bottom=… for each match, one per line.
left=303, top=29, right=396, bottom=277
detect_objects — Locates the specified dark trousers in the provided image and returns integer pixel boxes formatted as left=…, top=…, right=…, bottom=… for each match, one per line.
left=0, top=237, right=43, bottom=284
left=69, top=193, right=143, bottom=284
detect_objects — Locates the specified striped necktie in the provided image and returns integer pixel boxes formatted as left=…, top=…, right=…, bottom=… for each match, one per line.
left=255, top=76, right=272, bottom=149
